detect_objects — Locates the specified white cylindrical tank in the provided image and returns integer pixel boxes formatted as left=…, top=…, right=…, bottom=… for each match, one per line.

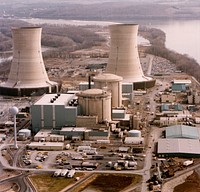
left=93, top=73, right=123, bottom=108
left=0, top=27, right=58, bottom=96
left=128, top=130, right=141, bottom=138
left=18, top=129, right=31, bottom=137
left=106, top=24, right=154, bottom=86
left=77, top=88, right=111, bottom=123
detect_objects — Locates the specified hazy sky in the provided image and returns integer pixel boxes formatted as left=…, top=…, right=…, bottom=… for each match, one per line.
left=1, top=0, right=190, bottom=4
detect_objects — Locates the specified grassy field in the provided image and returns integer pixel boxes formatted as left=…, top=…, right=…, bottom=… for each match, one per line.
left=29, top=173, right=84, bottom=192
left=74, top=173, right=142, bottom=192
left=174, top=171, right=200, bottom=192
left=30, top=173, right=142, bottom=192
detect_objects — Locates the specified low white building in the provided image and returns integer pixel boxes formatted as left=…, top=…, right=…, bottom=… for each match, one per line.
left=124, top=137, right=144, bottom=145
left=27, top=142, right=64, bottom=150
left=195, top=117, right=200, bottom=124
left=34, top=130, right=64, bottom=142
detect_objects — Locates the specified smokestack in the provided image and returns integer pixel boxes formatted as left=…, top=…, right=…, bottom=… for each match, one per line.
left=0, top=27, right=59, bottom=96
left=88, top=75, right=91, bottom=89
left=106, top=24, right=155, bottom=89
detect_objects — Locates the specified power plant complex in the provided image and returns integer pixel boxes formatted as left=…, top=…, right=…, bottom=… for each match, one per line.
left=1, top=16, right=199, bottom=192
left=0, top=27, right=59, bottom=96
left=0, top=24, right=155, bottom=136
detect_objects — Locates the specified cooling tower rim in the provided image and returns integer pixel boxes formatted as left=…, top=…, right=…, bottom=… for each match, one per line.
left=12, top=27, right=42, bottom=30
left=121, top=76, right=154, bottom=83
left=0, top=80, right=58, bottom=88
left=93, top=73, right=123, bottom=82
left=110, top=24, right=138, bottom=27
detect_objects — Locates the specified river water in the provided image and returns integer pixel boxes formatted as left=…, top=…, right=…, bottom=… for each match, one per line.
left=150, top=20, right=200, bottom=64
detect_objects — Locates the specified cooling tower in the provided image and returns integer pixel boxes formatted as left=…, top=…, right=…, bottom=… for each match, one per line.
left=106, top=24, right=155, bottom=89
left=0, top=27, right=59, bottom=96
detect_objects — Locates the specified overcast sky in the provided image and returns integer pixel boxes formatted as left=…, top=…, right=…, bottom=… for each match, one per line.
left=1, top=0, right=190, bottom=4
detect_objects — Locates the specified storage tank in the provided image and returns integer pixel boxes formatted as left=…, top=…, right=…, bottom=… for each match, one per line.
left=93, top=73, right=123, bottom=108
left=77, top=89, right=111, bottom=123
left=106, top=24, right=155, bottom=89
left=18, top=129, right=31, bottom=137
left=128, top=130, right=141, bottom=138
left=0, top=27, right=59, bottom=96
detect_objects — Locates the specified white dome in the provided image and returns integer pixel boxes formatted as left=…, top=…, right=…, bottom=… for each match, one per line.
left=9, top=106, right=19, bottom=115
left=128, top=130, right=141, bottom=137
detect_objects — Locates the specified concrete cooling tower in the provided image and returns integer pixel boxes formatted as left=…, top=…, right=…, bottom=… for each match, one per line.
left=106, top=24, right=155, bottom=89
left=0, top=27, right=59, bottom=96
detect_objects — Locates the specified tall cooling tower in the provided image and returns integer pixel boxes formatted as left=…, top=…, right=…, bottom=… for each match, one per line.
left=106, top=24, right=155, bottom=89
left=0, top=27, right=59, bottom=96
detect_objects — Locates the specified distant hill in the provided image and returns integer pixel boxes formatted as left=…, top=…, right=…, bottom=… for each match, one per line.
left=1, top=0, right=200, bottom=21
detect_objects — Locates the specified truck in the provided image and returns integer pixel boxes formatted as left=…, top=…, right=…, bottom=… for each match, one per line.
left=54, top=169, right=62, bottom=177
left=183, top=160, right=194, bottom=167
left=67, top=169, right=75, bottom=178
left=92, top=155, right=104, bottom=160
left=61, top=169, right=68, bottom=177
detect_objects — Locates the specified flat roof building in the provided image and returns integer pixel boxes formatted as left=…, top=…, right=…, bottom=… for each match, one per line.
left=166, top=125, right=199, bottom=139
left=157, top=138, right=200, bottom=158
left=31, top=93, right=78, bottom=133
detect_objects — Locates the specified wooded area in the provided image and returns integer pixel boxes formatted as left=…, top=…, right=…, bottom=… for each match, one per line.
left=140, top=26, right=200, bottom=81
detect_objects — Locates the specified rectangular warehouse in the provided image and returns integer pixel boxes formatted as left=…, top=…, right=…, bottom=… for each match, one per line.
left=157, top=138, right=200, bottom=158
left=31, top=93, right=79, bottom=133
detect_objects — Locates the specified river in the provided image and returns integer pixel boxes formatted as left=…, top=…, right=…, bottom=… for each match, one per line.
left=150, top=20, right=200, bottom=64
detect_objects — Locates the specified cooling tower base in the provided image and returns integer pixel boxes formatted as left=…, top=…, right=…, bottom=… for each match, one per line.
left=0, top=84, right=60, bottom=96
left=133, top=79, right=156, bottom=90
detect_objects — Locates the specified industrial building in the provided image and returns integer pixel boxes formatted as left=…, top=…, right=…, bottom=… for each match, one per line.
left=188, top=92, right=200, bottom=104
left=18, top=129, right=31, bottom=141
left=27, top=142, right=64, bottom=151
left=171, top=79, right=191, bottom=93
left=93, top=73, right=123, bottom=107
left=157, top=124, right=200, bottom=158
left=0, top=27, right=59, bottom=96
left=161, top=103, right=183, bottom=112
left=33, top=127, right=110, bottom=142
left=157, top=138, right=200, bottom=158
left=161, top=93, right=176, bottom=103
left=159, top=117, right=178, bottom=127
left=79, top=80, right=134, bottom=106
left=112, top=108, right=131, bottom=127
left=124, top=130, right=144, bottom=145
left=106, top=24, right=155, bottom=89
left=165, top=125, right=199, bottom=139
left=31, top=93, right=78, bottom=133
left=77, top=88, right=112, bottom=123
left=34, top=129, right=64, bottom=142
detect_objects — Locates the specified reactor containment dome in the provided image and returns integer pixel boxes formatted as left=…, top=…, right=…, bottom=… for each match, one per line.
left=93, top=73, right=123, bottom=108
left=77, top=88, right=112, bottom=123
left=106, top=24, right=155, bottom=90
left=0, top=27, right=59, bottom=96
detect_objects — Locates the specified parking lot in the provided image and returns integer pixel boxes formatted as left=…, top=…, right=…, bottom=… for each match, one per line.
left=21, top=141, right=145, bottom=171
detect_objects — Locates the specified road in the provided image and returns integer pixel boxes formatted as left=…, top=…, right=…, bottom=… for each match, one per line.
left=0, top=172, right=36, bottom=192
